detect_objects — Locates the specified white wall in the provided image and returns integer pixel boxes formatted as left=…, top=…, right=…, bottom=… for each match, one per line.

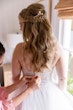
left=0, top=0, right=49, bottom=63
left=51, top=0, right=59, bottom=39
left=0, top=0, right=31, bottom=63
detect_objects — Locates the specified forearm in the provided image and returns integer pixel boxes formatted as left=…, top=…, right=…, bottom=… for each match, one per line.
left=56, top=58, right=67, bottom=90
left=58, top=77, right=67, bottom=91
left=12, top=87, right=32, bottom=107
left=12, top=75, right=39, bottom=107
left=6, top=78, right=25, bottom=95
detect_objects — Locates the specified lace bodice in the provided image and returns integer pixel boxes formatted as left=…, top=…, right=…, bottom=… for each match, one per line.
left=23, top=69, right=52, bottom=86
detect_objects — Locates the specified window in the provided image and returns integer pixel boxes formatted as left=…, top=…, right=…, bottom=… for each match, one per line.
left=59, top=19, right=73, bottom=95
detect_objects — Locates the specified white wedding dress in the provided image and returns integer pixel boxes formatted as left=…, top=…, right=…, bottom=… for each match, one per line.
left=15, top=68, right=73, bottom=110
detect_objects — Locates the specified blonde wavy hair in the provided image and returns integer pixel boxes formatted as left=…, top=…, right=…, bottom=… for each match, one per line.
left=19, top=3, right=57, bottom=72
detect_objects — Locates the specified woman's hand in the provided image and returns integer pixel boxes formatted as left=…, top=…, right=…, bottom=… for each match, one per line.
left=21, top=75, right=35, bottom=84
left=26, top=76, right=41, bottom=91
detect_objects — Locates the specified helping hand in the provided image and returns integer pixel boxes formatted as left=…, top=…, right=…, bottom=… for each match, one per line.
left=26, top=76, right=41, bottom=91
left=22, top=75, right=35, bottom=83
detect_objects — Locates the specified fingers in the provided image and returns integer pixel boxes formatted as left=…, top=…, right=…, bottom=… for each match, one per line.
left=22, top=76, right=33, bottom=83
left=25, top=75, right=36, bottom=80
left=25, top=75, right=38, bottom=82
left=26, top=76, right=41, bottom=90
left=32, top=76, right=38, bottom=79
left=22, top=75, right=41, bottom=89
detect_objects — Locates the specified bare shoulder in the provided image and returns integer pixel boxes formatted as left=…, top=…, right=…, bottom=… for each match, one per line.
left=14, top=42, right=24, bottom=52
left=13, top=42, right=24, bottom=56
left=15, top=42, right=24, bottom=49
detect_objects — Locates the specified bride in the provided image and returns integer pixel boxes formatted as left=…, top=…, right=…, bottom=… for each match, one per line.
left=11, top=3, right=73, bottom=110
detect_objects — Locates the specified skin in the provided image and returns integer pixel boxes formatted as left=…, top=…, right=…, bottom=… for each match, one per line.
left=13, top=76, right=40, bottom=107
left=0, top=53, right=4, bottom=66
left=12, top=42, right=67, bottom=91
left=0, top=53, right=40, bottom=108
left=12, top=20, right=67, bottom=90
left=12, top=17, right=67, bottom=100
left=12, top=16, right=67, bottom=93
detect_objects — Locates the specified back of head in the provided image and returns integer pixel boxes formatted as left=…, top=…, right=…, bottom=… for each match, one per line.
left=19, top=3, right=46, bottom=22
left=19, top=3, right=56, bottom=72
left=0, top=42, right=5, bottom=57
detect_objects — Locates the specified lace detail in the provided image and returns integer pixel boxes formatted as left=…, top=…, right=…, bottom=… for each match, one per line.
left=23, top=68, right=52, bottom=86
left=35, top=69, right=52, bottom=85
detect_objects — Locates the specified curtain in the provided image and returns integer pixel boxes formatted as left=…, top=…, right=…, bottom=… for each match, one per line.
left=55, top=0, right=73, bottom=19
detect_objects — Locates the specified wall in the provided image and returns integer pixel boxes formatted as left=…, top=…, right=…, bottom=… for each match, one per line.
left=51, top=0, right=60, bottom=39
left=0, top=0, right=49, bottom=63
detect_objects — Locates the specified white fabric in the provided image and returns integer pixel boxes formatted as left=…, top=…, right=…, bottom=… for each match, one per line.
left=16, top=69, right=73, bottom=110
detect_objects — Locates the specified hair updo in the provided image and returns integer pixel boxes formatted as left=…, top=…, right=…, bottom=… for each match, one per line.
left=19, top=3, right=46, bottom=23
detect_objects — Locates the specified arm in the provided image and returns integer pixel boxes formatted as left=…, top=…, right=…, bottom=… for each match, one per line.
left=12, top=44, right=22, bottom=82
left=6, top=75, right=35, bottom=95
left=12, top=76, right=40, bottom=107
left=55, top=44, right=67, bottom=91
left=6, top=77, right=25, bottom=95
left=0, top=88, right=32, bottom=110
left=12, top=87, right=32, bottom=107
